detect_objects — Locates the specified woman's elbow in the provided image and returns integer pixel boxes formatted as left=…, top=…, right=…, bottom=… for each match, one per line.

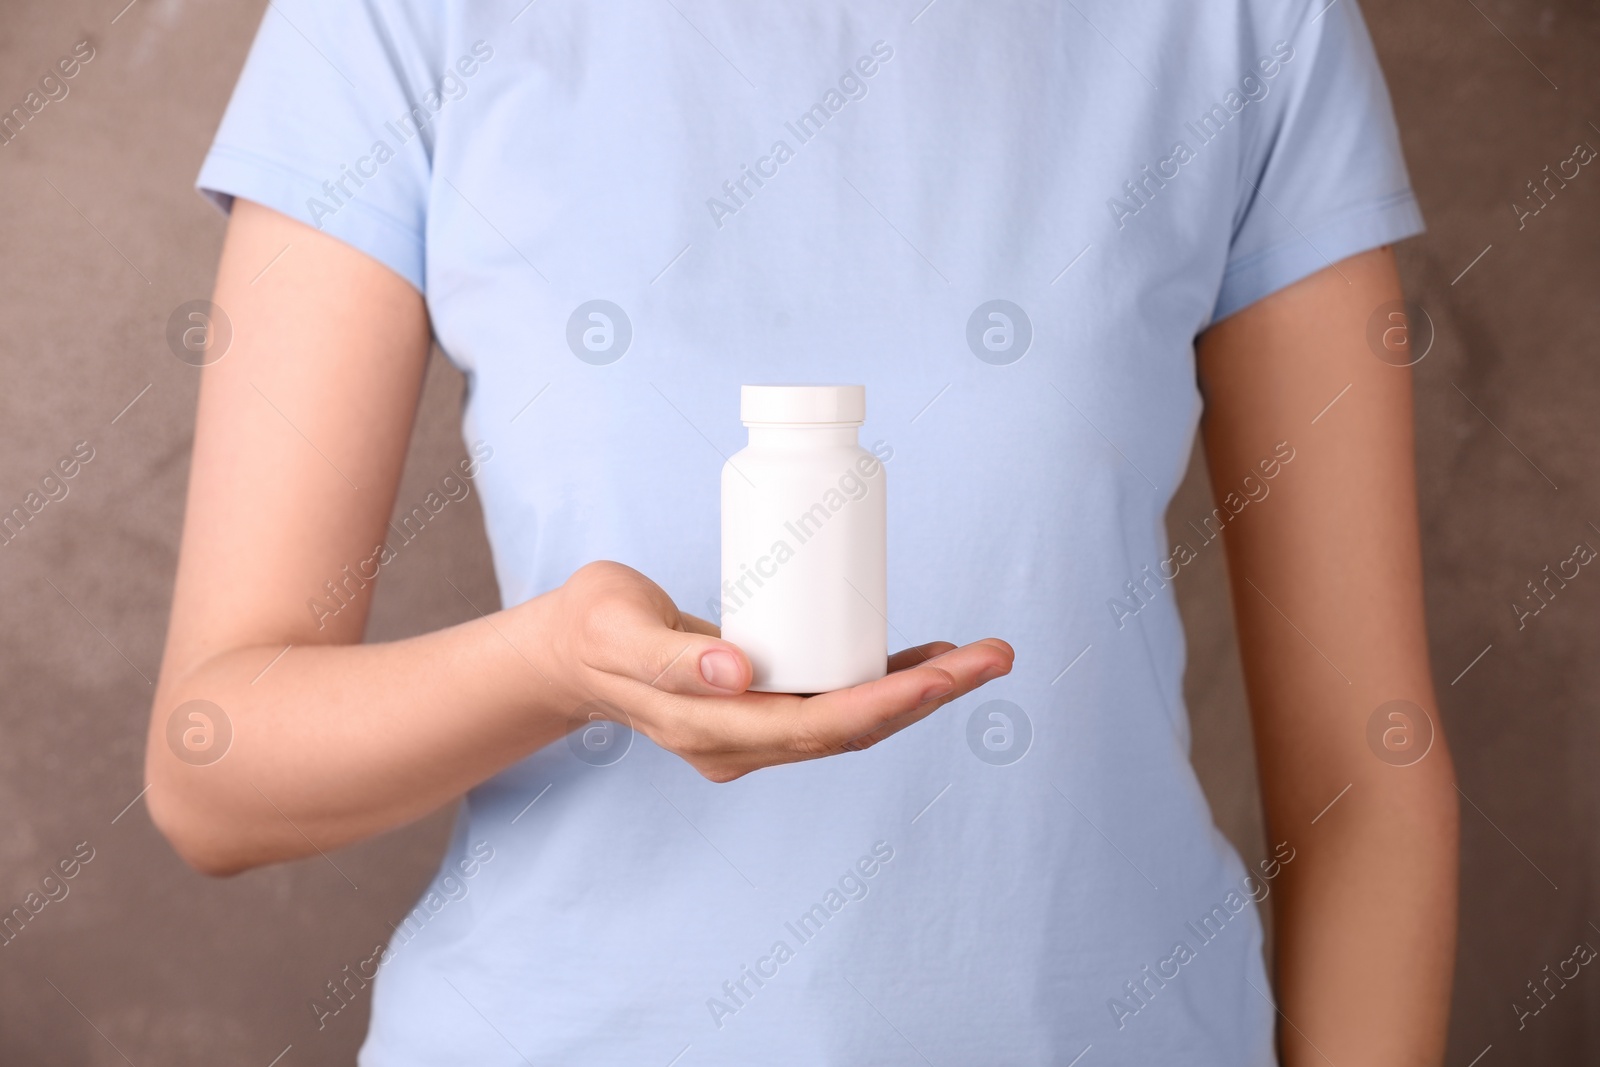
left=142, top=732, right=278, bottom=877
left=142, top=777, right=251, bottom=877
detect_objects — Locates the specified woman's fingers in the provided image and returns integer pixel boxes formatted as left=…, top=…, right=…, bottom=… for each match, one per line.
left=887, top=641, right=956, bottom=672
left=626, top=636, right=1013, bottom=782
left=789, top=638, right=1015, bottom=755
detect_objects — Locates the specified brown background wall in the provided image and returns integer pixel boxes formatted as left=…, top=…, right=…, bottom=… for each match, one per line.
left=0, top=0, right=1595, bottom=1063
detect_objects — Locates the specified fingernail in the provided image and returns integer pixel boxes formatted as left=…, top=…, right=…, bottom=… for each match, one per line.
left=919, top=679, right=955, bottom=704
left=700, top=649, right=742, bottom=690
left=975, top=665, right=1008, bottom=684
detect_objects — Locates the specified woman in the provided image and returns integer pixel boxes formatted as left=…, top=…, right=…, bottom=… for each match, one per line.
left=147, top=0, right=1458, bottom=1063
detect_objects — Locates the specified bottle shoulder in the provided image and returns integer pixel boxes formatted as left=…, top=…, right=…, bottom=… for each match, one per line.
left=724, top=442, right=874, bottom=473
left=727, top=439, right=873, bottom=460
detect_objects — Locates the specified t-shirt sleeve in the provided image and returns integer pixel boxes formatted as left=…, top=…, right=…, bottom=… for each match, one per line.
left=1211, top=0, right=1424, bottom=324
left=197, top=1, right=443, bottom=293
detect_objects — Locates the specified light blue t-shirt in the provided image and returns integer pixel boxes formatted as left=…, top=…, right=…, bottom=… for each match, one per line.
left=200, top=2, right=1421, bottom=1063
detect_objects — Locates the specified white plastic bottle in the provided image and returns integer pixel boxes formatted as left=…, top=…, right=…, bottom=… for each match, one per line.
left=720, top=385, right=888, bottom=693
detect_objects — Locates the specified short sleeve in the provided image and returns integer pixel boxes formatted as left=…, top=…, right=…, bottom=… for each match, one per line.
left=1211, top=0, right=1424, bottom=323
left=197, top=1, right=443, bottom=293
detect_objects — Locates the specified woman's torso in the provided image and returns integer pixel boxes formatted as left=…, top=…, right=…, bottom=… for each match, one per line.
left=347, top=1, right=1311, bottom=1062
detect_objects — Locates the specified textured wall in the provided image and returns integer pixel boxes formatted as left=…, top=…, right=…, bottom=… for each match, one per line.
left=0, top=0, right=1593, bottom=1063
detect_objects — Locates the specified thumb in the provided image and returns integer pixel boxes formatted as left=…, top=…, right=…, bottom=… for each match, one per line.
left=638, top=628, right=752, bottom=696
left=597, top=599, right=751, bottom=696
left=567, top=562, right=753, bottom=695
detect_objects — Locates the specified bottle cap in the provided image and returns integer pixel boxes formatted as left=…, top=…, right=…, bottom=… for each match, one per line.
left=740, top=384, right=865, bottom=426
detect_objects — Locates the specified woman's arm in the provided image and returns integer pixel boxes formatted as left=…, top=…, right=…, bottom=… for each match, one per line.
left=1196, top=247, right=1458, bottom=1066
left=146, top=201, right=1012, bottom=876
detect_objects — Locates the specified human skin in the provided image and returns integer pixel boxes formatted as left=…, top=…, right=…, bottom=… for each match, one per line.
left=1196, top=246, right=1458, bottom=1066
left=144, top=199, right=1014, bottom=875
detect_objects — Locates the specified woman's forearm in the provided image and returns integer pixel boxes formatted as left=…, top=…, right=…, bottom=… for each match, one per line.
left=145, top=598, right=565, bottom=875
left=1270, top=756, right=1458, bottom=1066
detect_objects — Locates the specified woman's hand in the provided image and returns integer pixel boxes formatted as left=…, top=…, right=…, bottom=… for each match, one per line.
left=524, top=561, right=1015, bottom=782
